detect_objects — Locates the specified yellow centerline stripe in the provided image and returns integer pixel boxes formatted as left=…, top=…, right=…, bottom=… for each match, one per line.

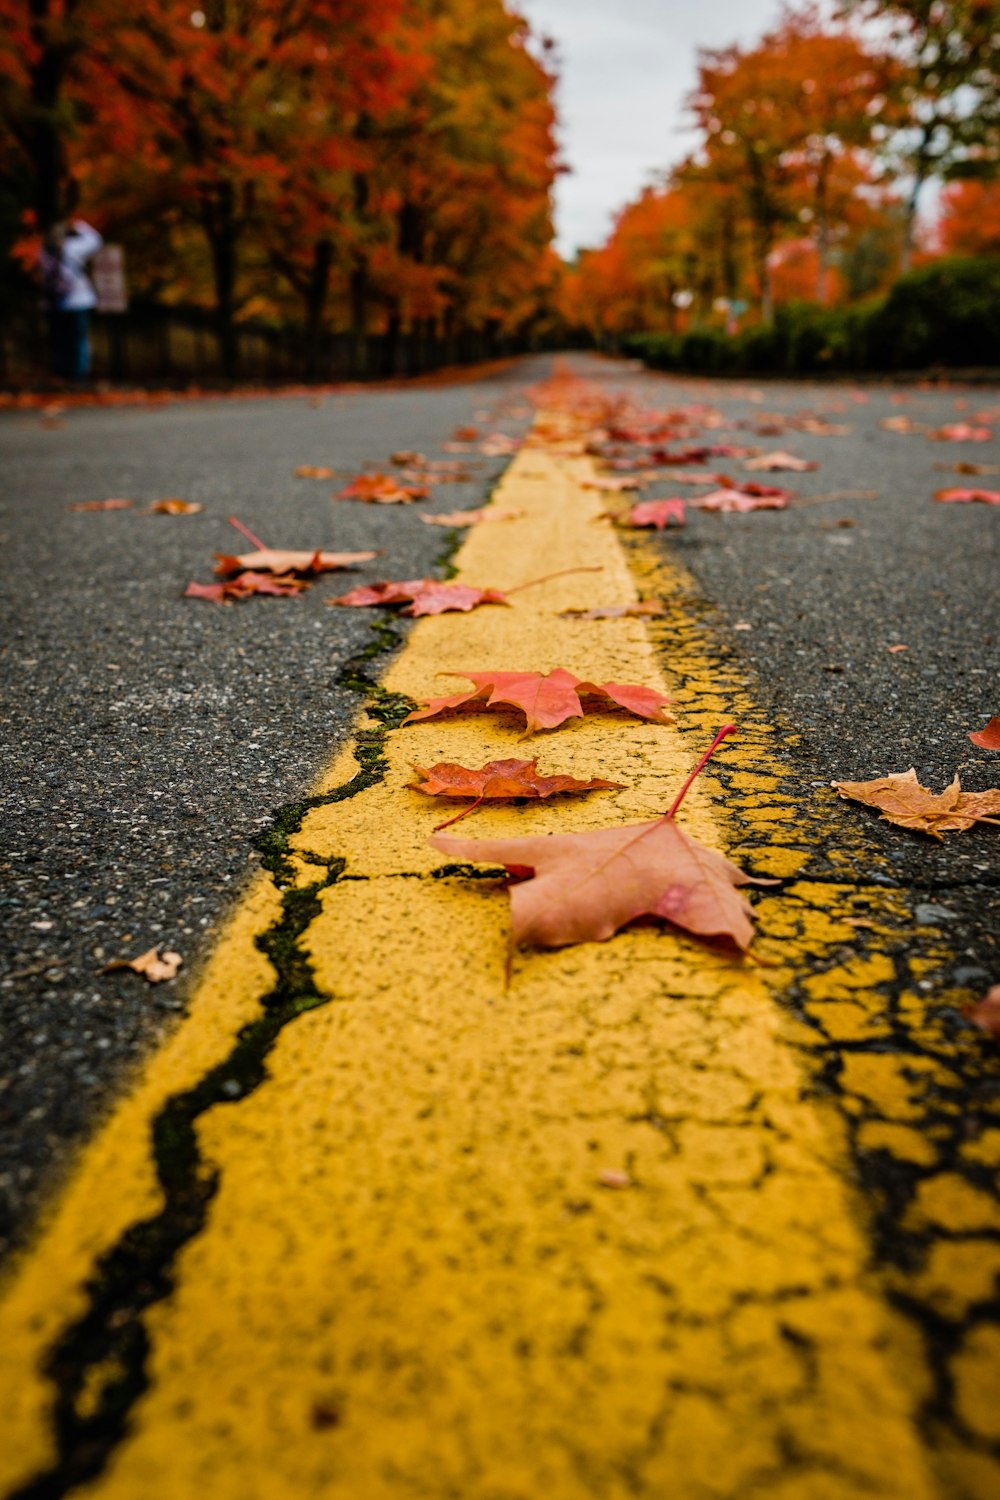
left=0, top=421, right=939, bottom=1499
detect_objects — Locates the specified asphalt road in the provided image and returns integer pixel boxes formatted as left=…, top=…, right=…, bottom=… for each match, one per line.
left=1, top=350, right=998, bottom=1265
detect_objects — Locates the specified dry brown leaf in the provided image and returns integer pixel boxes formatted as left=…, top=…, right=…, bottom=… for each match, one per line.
left=68, top=498, right=134, bottom=512
left=744, top=451, right=818, bottom=472
left=833, top=769, right=1000, bottom=838
left=294, top=465, right=336, bottom=479
left=149, top=498, right=203, bottom=515
left=100, top=947, right=182, bottom=982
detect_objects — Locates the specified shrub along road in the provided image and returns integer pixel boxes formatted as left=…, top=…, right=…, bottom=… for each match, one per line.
left=0, top=352, right=998, bottom=1498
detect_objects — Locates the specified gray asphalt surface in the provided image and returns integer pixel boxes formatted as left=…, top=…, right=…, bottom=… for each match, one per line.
left=1, top=351, right=998, bottom=1265
left=0, top=360, right=539, bottom=1259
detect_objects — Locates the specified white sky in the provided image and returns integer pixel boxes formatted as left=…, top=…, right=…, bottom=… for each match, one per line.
left=517, top=0, right=790, bottom=256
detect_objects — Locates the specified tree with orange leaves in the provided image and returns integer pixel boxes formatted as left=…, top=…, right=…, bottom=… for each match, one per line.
left=688, top=10, right=895, bottom=318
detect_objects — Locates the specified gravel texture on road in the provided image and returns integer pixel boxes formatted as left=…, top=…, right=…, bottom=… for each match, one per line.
left=0, top=359, right=543, bottom=1258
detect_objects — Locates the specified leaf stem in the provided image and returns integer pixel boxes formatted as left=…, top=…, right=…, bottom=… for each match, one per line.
left=432, top=796, right=484, bottom=831
left=505, top=565, right=603, bottom=595
left=666, top=725, right=737, bottom=820
left=228, top=515, right=268, bottom=550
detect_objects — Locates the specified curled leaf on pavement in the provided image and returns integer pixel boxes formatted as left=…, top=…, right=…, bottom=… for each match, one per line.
left=418, top=508, right=525, bottom=528
left=560, top=601, right=666, bottom=620
left=430, top=726, right=772, bottom=951
left=936, top=460, right=1000, bottom=476
left=214, top=547, right=376, bottom=576
left=329, top=580, right=510, bottom=617
left=335, top=473, right=428, bottom=504
left=833, top=769, right=1000, bottom=838
left=581, top=475, right=644, bottom=492
left=966, top=985, right=1000, bottom=1041
left=67, top=497, right=134, bottom=511
left=294, top=465, right=335, bottom=479
left=409, top=757, right=623, bottom=829
left=744, top=451, right=818, bottom=472
left=934, top=487, right=1000, bottom=505
left=149, top=498, right=203, bottom=515
left=100, top=947, right=183, bottom=982
left=404, top=667, right=673, bottom=734
left=970, top=717, right=1000, bottom=750
left=625, top=499, right=686, bottom=529
left=479, top=433, right=520, bottom=455
left=391, top=449, right=425, bottom=466
left=929, top=423, right=992, bottom=442
left=691, top=489, right=787, bottom=513
left=186, top=572, right=309, bottom=604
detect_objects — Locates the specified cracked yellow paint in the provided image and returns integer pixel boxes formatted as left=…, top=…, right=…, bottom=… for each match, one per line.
left=0, top=412, right=988, bottom=1499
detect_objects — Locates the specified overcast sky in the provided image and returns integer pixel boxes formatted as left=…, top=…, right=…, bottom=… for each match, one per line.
left=517, top=0, right=789, bottom=256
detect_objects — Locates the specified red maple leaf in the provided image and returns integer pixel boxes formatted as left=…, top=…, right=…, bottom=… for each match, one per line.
left=404, top=668, right=673, bottom=734
left=329, top=580, right=509, bottom=617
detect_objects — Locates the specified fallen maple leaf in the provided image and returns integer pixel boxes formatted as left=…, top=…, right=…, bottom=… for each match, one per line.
left=390, top=450, right=425, bottom=466
left=627, top=499, right=686, bottom=529
left=936, top=461, right=1000, bottom=476
left=833, top=769, right=1000, bottom=837
left=479, top=433, right=520, bottom=455
left=431, top=726, right=768, bottom=950
left=329, top=579, right=509, bottom=617
left=970, top=717, right=1000, bottom=750
left=934, top=487, right=1000, bottom=505
left=149, top=498, right=203, bottom=515
left=692, top=489, right=787, bottom=513
left=560, top=601, right=666, bottom=619
left=214, top=547, right=375, bottom=576
left=100, top=947, right=182, bottom=982
left=881, top=416, right=923, bottom=434
left=581, top=475, right=644, bottom=492
left=744, top=451, right=818, bottom=472
left=404, top=667, right=673, bottom=734
left=294, top=465, right=335, bottom=479
left=68, top=498, right=134, bottom=511
left=418, top=508, right=524, bottom=528
left=966, top=984, right=1000, bottom=1040
left=930, top=423, right=992, bottom=442
left=186, top=571, right=310, bottom=603
left=335, top=473, right=428, bottom=504
left=452, top=425, right=479, bottom=441
left=409, top=757, right=622, bottom=827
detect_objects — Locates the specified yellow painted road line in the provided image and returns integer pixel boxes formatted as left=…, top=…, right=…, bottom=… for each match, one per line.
left=0, top=416, right=964, bottom=1498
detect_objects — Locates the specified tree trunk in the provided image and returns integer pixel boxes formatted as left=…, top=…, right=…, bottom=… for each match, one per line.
left=303, top=238, right=332, bottom=381
left=206, top=185, right=238, bottom=380
left=27, top=0, right=76, bottom=228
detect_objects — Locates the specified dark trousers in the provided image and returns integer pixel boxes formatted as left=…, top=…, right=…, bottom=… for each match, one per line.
left=50, top=309, right=92, bottom=379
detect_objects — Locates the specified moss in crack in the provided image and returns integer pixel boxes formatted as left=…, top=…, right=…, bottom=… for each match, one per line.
left=9, top=862, right=342, bottom=1500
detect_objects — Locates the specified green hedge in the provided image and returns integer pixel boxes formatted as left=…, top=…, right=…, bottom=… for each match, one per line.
left=624, top=257, right=1000, bottom=376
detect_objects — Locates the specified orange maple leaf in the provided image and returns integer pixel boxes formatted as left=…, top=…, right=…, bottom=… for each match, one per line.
left=430, top=727, right=768, bottom=950
left=833, top=769, right=1000, bottom=837
left=335, top=473, right=429, bottom=503
left=329, top=580, right=509, bottom=617
left=744, top=451, right=817, bottom=472
left=409, top=757, right=622, bottom=827
left=404, top=667, right=673, bottom=734
left=934, top=487, right=1000, bottom=505
left=970, top=717, right=1000, bottom=750
left=627, top=499, right=686, bottom=529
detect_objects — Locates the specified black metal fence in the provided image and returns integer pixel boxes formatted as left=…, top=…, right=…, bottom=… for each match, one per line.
left=0, top=299, right=523, bottom=387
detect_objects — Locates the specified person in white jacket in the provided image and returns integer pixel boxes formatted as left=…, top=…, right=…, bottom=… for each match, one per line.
left=40, top=219, right=103, bottom=380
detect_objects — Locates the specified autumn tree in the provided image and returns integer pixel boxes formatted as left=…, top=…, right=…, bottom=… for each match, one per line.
left=938, top=177, right=1000, bottom=253
left=688, top=12, right=895, bottom=318
left=845, top=0, right=1000, bottom=266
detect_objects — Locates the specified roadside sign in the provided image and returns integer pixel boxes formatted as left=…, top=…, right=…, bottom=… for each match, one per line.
left=92, top=244, right=128, bottom=313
